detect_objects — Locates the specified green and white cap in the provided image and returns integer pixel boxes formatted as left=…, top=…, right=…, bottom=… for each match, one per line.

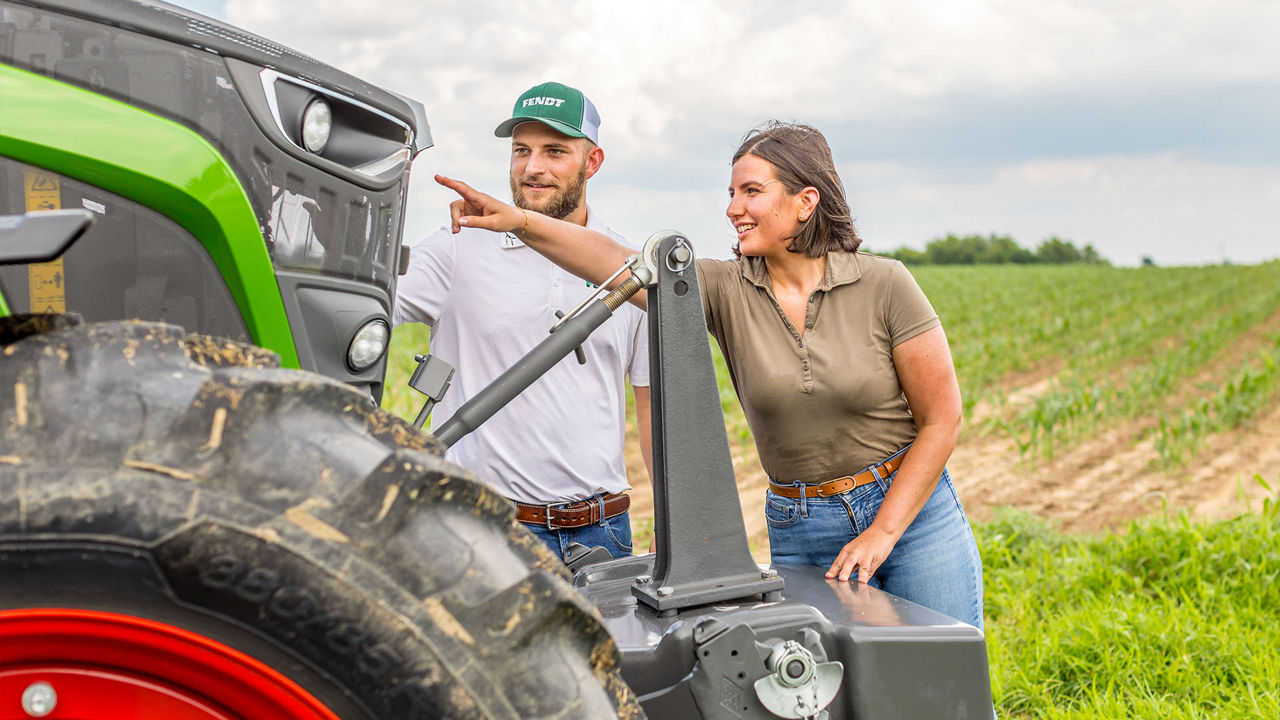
left=494, top=81, right=601, bottom=145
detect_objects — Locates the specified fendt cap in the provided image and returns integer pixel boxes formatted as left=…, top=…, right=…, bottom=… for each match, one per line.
left=494, top=81, right=601, bottom=145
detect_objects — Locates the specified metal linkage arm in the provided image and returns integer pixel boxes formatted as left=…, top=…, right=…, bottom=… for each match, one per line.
left=433, top=269, right=645, bottom=448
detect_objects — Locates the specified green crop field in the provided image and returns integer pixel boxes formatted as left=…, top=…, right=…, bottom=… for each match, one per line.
left=914, top=262, right=1280, bottom=465
left=382, top=259, right=1280, bottom=718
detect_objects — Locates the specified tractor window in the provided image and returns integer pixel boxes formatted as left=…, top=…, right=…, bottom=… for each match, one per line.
left=0, top=157, right=250, bottom=342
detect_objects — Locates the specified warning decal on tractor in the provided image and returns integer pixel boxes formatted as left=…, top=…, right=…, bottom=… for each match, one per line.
left=23, top=168, right=66, bottom=313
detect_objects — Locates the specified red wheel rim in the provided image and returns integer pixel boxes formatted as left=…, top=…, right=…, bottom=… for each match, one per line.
left=0, top=608, right=341, bottom=720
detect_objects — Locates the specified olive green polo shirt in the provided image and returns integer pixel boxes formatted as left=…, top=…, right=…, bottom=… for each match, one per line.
left=696, top=251, right=940, bottom=485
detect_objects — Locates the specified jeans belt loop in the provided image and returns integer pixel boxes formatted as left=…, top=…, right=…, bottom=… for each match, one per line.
left=793, top=481, right=808, bottom=516
left=871, top=464, right=884, bottom=485
left=592, top=493, right=604, bottom=527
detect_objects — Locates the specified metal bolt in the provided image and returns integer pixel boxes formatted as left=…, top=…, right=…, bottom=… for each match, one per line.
left=671, top=245, right=691, bottom=264
left=634, top=574, right=651, bottom=585
left=22, top=681, right=56, bottom=717
left=761, top=568, right=778, bottom=579
left=656, top=585, right=674, bottom=597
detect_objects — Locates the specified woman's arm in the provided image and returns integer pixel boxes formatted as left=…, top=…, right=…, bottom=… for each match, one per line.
left=826, top=325, right=963, bottom=582
left=437, top=175, right=647, bottom=310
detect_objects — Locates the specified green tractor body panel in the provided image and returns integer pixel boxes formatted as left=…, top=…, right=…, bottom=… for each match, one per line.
left=0, top=63, right=300, bottom=366
left=0, top=0, right=429, bottom=396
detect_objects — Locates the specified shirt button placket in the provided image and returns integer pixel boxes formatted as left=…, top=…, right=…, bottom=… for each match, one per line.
left=550, top=264, right=564, bottom=306
left=801, top=293, right=816, bottom=392
left=798, top=341, right=813, bottom=393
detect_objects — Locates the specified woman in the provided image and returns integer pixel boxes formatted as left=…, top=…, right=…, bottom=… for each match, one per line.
left=437, top=121, right=984, bottom=630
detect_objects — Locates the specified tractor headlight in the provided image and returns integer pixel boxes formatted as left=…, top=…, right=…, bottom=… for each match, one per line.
left=347, top=318, right=389, bottom=372
left=254, top=68, right=422, bottom=186
left=301, top=98, right=332, bottom=153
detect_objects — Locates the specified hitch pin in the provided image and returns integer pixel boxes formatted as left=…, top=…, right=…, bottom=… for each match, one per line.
left=550, top=255, right=641, bottom=334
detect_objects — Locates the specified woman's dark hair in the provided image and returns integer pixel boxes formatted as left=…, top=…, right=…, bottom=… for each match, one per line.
left=732, top=121, right=861, bottom=257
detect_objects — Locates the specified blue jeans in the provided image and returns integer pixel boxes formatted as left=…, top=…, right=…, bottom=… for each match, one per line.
left=522, top=509, right=633, bottom=561
left=766, top=467, right=984, bottom=630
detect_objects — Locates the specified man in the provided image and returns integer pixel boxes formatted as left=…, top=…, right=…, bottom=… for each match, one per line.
left=395, top=81, right=651, bottom=560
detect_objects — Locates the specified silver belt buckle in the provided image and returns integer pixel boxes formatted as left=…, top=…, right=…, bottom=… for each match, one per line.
left=544, top=499, right=577, bottom=530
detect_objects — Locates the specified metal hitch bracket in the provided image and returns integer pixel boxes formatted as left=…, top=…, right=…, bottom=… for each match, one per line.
left=632, top=232, right=784, bottom=614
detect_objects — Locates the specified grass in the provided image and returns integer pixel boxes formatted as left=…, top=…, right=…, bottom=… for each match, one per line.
left=383, top=321, right=432, bottom=422
left=978, top=476, right=1280, bottom=719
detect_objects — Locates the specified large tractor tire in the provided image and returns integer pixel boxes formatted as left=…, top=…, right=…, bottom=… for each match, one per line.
left=0, top=318, right=642, bottom=720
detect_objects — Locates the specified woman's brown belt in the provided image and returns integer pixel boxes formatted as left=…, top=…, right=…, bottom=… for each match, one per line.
left=768, top=453, right=906, bottom=498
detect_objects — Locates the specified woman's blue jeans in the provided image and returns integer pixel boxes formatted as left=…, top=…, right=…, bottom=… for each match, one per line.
left=766, top=467, right=984, bottom=630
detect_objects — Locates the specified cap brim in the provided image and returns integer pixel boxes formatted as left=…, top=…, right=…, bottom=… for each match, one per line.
left=494, top=117, right=589, bottom=140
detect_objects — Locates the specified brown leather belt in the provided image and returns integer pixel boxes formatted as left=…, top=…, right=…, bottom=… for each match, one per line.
left=768, top=453, right=906, bottom=499
left=513, top=492, right=631, bottom=530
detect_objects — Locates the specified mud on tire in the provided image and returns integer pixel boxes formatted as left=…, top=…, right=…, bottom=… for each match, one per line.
left=0, top=319, right=642, bottom=719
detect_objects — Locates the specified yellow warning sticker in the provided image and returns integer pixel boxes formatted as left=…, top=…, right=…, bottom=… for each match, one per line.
left=23, top=168, right=66, bottom=312
left=23, top=168, right=60, bottom=212
left=29, top=261, right=66, bottom=313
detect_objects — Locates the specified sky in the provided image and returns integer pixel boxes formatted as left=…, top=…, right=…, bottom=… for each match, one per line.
left=172, top=0, right=1279, bottom=266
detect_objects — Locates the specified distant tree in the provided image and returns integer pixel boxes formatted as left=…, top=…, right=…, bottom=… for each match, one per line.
left=1142, top=256, right=1157, bottom=267
left=1035, top=236, right=1083, bottom=264
left=879, top=233, right=1109, bottom=265
left=978, top=235, right=1037, bottom=264
left=885, top=247, right=927, bottom=264
left=1080, top=244, right=1108, bottom=265
left=926, top=234, right=984, bottom=264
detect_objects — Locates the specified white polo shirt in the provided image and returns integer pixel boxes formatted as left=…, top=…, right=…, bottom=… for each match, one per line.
left=393, top=208, right=649, bottom=504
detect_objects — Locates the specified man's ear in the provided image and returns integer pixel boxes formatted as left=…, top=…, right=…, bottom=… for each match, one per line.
left=583, top=143, right=605, bottom=180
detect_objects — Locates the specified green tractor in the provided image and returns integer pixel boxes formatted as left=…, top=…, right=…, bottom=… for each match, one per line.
left=0, top=1, right=638, bottom=717
left=0, top=2, right=993, bottom=719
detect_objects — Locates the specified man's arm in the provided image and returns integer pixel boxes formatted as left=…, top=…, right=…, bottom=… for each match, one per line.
left=633, top=385, right=654, bottom=482
left=392, top=228, right=457, bottom=327
left=633, top=384, right=658, bottom=554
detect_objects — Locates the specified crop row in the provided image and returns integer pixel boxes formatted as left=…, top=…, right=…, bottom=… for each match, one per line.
left=993, top=279, right=1280, bottom=460
left=917, top=262, right=1280, bottom=417
left=1153, top=335, right=1280, bottom=468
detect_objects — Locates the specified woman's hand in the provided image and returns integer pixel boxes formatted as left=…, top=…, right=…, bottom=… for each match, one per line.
left=826, top=525, right=899, bottom=583
left=435, top=174, right=526, bottom=235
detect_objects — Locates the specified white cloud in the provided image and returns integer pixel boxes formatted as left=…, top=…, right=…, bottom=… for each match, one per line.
left=852, top=153, right=1280, bottom=265
left=185, top=0, right=1280, bottom=265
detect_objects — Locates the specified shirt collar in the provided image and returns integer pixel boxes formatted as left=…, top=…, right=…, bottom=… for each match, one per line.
left=740, top=251, right=863, bottom=291
left=583, top=203, right=605, bottom=233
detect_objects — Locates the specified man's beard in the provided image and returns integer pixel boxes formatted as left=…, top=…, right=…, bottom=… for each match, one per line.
left=510, top=162, right=588, bottom=220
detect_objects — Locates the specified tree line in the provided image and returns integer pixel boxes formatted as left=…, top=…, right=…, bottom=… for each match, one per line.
left=877, top=234, right=1108, bottom=265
